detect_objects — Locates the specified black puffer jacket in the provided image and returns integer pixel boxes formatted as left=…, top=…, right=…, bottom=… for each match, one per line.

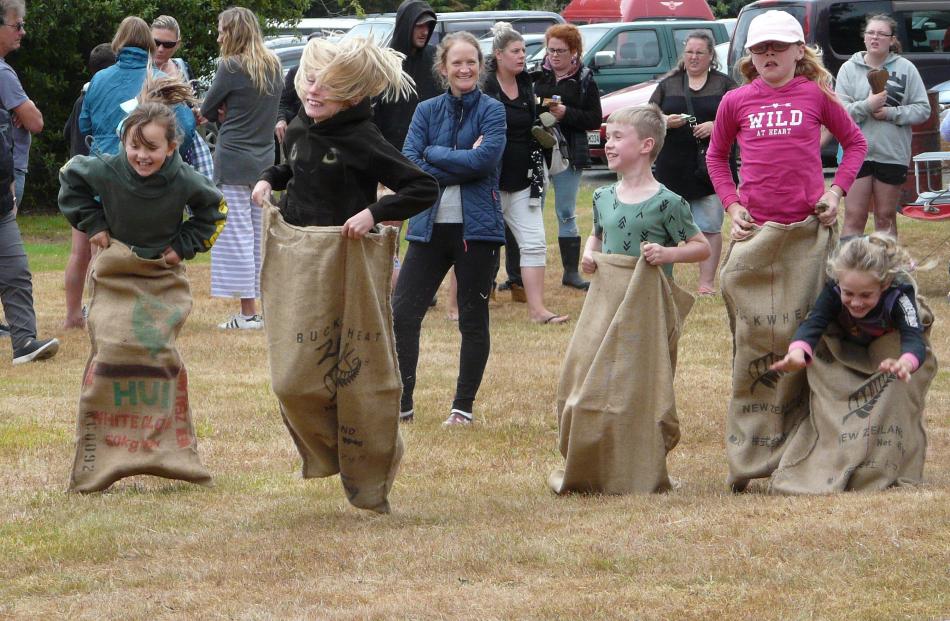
left=532, top=63, right=602, bottom=170
left=372, top=0, right=441, bottom=151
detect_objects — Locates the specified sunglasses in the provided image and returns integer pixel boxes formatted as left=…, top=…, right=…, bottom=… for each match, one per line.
left=748, top=41, right=795, bottom=54
left=154, top=39, right=178, bottom=49
left=3, top=20, right=25, bottom=32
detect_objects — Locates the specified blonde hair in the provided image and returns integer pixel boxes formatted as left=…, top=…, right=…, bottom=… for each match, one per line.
left=139, top=74, right=196, bottom=108
left=294, top=37, right=415, bottom=105
left=738, top=45, right=836, bottom=101
left=606, top=103, right=666, bottom=161
left=217, top=6, right=281, bottom=95
left=434, top=32, right=484, bottom=90
left=151, top=15, right=181, bottom=39
left=112, top=16, right=155, bottom=55
left=829, top=233, right=914, bottom=286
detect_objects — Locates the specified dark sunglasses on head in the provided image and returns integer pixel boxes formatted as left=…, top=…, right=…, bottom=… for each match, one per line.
left=748, top=40, right=795, bottom=54
left=154, top=39, right=178, bottom=49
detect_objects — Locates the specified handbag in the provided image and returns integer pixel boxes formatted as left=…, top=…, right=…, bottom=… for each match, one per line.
left=548, top=125, right=571, bottom=177
left=682, top=72, right=708, bottom=182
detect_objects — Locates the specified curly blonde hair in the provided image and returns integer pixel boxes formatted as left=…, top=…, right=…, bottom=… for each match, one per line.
left=217, top=6, right=281, bottom=95
left=828, top=233, right=915, bottom=286
left=737, top=45, right=836, bottom=101
left=294, top=37, right=415, bottom=107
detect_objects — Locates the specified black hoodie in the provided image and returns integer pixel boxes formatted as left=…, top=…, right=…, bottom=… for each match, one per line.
left=372, top=0, right=441, bottom=151
left=260, top=98, right=438, bottom=228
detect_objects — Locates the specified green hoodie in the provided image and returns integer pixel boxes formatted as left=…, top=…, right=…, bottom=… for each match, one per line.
left=59, top=148, right=227, bottom=260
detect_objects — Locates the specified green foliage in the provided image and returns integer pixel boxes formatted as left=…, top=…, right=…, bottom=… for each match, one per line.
left=712, top=0, right=757, bottom=18
left=9, top=0, right=308, bottom=213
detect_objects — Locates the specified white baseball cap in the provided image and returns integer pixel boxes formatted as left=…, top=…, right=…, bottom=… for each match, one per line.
left=746, top=10, right=804, bottom=48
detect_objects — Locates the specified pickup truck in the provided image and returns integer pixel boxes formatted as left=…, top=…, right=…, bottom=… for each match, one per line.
left=530, top=20, right=730, bottom=96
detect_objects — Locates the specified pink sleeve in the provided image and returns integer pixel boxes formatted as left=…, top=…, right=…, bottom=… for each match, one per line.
left=708, top=91, right=740, bottom=209
left=789, top=340, right=813, bottom=363
left=898, top=352, right=920, bottom=373
left=824, top=95, right=868, bottom=194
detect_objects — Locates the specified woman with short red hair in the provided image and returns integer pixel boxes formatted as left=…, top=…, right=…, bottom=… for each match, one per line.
left=532, top=23, right=602, bottom=291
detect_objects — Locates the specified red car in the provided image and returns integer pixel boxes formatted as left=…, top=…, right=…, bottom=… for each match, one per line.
left=588, top=79, right=659, bottom=165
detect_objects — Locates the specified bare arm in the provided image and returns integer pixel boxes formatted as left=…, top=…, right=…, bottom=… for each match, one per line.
left=11, top=99, right=42, bottom=133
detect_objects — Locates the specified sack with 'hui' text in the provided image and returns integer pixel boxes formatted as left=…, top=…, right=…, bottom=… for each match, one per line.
left=69, top=242, right=211, bottom=492
left=770, top=296, right=935, bottom=494
left=549, top=253, right=694, bottom=495
left=719, top=217, right=835, bottom=489
left=260, top=202, right=403, bottom=514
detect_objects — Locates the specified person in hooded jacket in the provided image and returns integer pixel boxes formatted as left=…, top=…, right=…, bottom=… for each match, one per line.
left=835, top=14, right=930, bottom=238
left=373, top=0, right=441, bottom=151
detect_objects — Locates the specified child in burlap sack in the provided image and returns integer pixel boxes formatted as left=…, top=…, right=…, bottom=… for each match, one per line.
left=548, top=104, right=708, bottom=495
left=771, top=234, right=926, bottom=382
left=768, top=234, right=934, bottom=492
left=58, top=101, right=227, bottom=492
left=250, top=37, right=437, bottom=513
left=705, top=10, right=868, bottom=492
left=582, top=104, right=710, bottom=276
left=60, top=100, right=226, bottom=265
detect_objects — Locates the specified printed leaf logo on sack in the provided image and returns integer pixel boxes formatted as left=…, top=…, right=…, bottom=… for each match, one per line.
left=132, top=294, right=183, bottom=358
left=748, top=352, right=781, bottom=393
left=843, top=372, right=894, bottom=423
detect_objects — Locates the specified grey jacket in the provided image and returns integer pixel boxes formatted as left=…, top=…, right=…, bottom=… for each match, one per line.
left=834, top=51, right=930, bottom=167
left=200, top=59, right=282, bottom=185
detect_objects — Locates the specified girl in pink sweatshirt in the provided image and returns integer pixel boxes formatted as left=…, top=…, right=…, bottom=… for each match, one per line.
left=706, top=10, right=867, bottom=236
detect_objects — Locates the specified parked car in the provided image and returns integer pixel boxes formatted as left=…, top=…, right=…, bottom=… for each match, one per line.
left=341, top=11, right=565, bottom=47
left=274, top=17, right=362, bottom=41
left=568, top=20, right=730, bottom=95
left=562, top=0, right=715, bottom=23
left=729, top=0, right=950, bottom=88
left=588, top=80, right=660, bottom=164
left=478, top=33, right=545, bottom=58
left=587, top=40, right=739, bottom=165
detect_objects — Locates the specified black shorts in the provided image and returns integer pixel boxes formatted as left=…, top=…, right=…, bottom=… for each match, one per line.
left=857, top=161, right=909, bottom=186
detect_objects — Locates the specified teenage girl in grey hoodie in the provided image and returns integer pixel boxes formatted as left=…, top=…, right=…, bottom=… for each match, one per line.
left=835, top=14, right=930, bottom=237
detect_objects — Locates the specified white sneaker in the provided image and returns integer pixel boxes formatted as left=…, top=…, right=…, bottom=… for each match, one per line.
left=442, top=409, right=473, bottom=426
left=218, top=313, right=263, bottom=330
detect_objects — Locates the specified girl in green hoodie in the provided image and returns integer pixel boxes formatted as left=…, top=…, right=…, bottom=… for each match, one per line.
left=59, top=101, right=227, bottom=263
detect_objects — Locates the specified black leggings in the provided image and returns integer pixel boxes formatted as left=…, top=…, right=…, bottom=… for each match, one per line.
left=392, top=224, right=498, bottom=414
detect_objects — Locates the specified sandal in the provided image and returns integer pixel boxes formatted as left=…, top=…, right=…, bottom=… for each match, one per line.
left=697, top=286, right=717, bottom=297
left=535, top=313, right=569, bottom=325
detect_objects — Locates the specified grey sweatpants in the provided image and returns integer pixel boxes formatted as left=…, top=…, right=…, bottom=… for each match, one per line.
left=0, top=210, right=37, bottom=349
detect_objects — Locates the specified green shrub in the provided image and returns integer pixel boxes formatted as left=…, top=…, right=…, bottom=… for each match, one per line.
left=9, top=0, right=307, bottom=213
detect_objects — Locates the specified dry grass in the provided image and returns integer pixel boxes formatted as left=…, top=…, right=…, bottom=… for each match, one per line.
left=2, top=171, right=950, bottom=620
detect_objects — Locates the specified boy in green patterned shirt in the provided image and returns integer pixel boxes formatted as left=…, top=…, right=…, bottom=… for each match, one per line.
left=582, top=104, right=709, bottom=278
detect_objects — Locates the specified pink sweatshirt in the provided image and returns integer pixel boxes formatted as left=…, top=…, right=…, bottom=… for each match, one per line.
left=707, top=76, right=867, bottom=225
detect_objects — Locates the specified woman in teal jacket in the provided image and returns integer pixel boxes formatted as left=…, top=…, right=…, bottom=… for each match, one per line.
left=395, top=31, right=506, bottom=427
left=80, top=16, right=194, bottom=156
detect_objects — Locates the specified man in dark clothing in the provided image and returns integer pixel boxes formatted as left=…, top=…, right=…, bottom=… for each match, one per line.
left=373, top=0, right=441, bottom=151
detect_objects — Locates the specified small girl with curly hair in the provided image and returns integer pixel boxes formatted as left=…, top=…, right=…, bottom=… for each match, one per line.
left=771, top=233, right=926, bottom=382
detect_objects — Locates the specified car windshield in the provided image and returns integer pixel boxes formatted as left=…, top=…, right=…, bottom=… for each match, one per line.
left=341, top=21, right=394, bottom=45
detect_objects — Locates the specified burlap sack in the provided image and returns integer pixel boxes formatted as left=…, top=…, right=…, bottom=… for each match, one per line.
left=770, top=297, right=936, bottom=494
left=549, top=252, right=694, bottom=495
left=720, top=217, right=835, bottom=487
left=260, top=202, right=403, bottom=514
left=69, top=242, right=211, bottom=492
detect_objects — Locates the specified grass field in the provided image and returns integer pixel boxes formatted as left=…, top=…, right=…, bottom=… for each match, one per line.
left=2, top=172, right=949, bottom=619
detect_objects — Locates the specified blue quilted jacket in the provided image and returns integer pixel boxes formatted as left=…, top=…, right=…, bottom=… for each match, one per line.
left=79, top=47, right=195, bottom=156
left=402, top=87, right=506, bottom=244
